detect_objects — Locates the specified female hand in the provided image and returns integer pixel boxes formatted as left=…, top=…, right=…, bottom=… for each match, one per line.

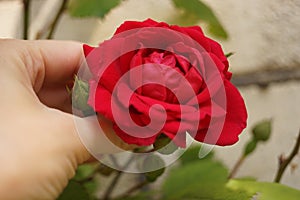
left=0, top=39, right=91, bottom=200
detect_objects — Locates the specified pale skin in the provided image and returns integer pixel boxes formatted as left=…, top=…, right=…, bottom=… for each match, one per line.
left=0, top=39, right=131, bottom=199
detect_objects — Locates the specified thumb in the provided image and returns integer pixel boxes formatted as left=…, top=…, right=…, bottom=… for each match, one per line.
left=52, top=110, right=131, bottom=166
left=49, top=110, right=92, bottom=165
left=71, top=114, right=132, bottom=157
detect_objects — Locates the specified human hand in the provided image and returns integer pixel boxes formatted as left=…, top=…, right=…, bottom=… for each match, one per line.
left=0, top=39, right=116, bottom=200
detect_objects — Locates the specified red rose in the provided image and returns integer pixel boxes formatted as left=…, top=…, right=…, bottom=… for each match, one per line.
left=83, top=19, right=247, bottom=147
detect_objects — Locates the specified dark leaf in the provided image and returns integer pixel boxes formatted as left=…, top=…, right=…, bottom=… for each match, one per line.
left=68, top=0, right=121, bottom=18
left=172, top=0, right=228, bottom=39
left=142, top=154, right=166, bottom=182
left=162, top=159, right=252, bottom=200
left=153, top=134, right=179, bottom=155
left=57, top=180, right=90, bottom=200
left=73, top=163, right=97, bottom=181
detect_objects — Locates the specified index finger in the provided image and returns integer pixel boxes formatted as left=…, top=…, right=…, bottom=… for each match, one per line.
left=0, top=39, right=84, bottom=88
left=0, top=39, right=85, bottom=112
left=31, top=40, right=83, bottom=85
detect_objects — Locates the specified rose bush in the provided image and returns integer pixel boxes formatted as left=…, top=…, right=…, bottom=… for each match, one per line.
left=83, top=19, right=247, bottom=147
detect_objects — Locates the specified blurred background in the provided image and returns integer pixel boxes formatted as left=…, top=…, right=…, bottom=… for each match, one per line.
left=1, top=0, right=299, bottom=190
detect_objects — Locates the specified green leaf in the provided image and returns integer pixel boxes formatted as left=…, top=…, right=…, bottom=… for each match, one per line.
left=68, top=0, right=121, bottom=18
left=57, top=180, right=90, bottom=200
left=169, top=11, right=201, bottom=27
left=145, top=167, right=165, bottom=182
left=71, top=164, right=99, bottom=198
left=172, top=0, right=228, bottom=39
left=83, top=181, right=98, bottom=197
left=228, top=179, right=300, bottom=200
left=142, top=154, right=166, bottom=182
left=73, top=163, right=97, bottom=181
left=180, top=145, right=214, bottom=165
left=72, top=76, right=94, bottom=116
left=162, top=159, right=253, bottom=200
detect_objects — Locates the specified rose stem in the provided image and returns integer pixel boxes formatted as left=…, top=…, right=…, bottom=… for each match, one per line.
left=274, top=129, right=300, bottom=183
left=116, top=180, right=148, bottom=199
left=109, top=155, right=121, bottom=169
left=228, top=155, right=246, bottom=179
left=22, top=0, right=31, bottom=39
left=102, top=155, right=134, bottom=200
left=46, top=0, right=68, bottom=39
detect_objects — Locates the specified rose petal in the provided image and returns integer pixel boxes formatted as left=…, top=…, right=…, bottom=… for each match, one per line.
left=195, top=80, right=247, bottom=145
left=206, top=37, right=229, bottom=69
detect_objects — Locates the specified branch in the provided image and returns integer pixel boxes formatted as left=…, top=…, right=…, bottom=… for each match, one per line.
left=29, top=0, right=61, bottom=39
left=116, top=180, right=148, bottom=199
left=102, top=171, right=123, bottom=200
left=22, top=0, right=31, bottom=39
left=228, top=155, right=246, bottom=179
left=46, top=0, right=68, bottom=39
left=102, top=155, right=134, bottom=200
left=231, top=67, right=300, bottom=88
left=274, top=129, right=300, bottom=183
left=109, top=155, right=121, bottom=169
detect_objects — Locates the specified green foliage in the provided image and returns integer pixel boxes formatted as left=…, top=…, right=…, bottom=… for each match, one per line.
left=67, top=0, right=228, bottom=39
left=57, top=180, right=90, bottom=200
left=59, top=164, right=99, bottom=200
left=83, top=180, right=98, bottom=197
left=145, top=167, right=165, bottom=182
left=73, top=163, right=97, bottom=181
left=58, top=138, right=300, bottom=200
left=143, top=154, right=166, bottom=182
left=228, top=179, right=300, bottom=200
left=180, top=145, right=214, bottom=165
left=162, top=154, right=300, bottom=200
left=68, top=0, right=121, bottom=18
left=172, top=0, right=228, bottom=39
left=162, top=158, right=252, bottom=200
left=73, top=164, right=99, bottom=195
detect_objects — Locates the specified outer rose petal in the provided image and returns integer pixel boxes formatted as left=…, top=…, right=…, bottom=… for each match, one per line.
left=195, top=80, right=247, bottom=145
left=206, top=37, right=229, bottom=69
left=99, top=61, right=123, bottom=92
left=115, top=18, right=159, bottom=34
left=83, top=44, right=94, bottom=57
left=171, top=25, right=211, bottom=52
left=113, top=125, right=158, bottom=146
left=88, top=84, right=113, bottom=120
left=184, top=25, right=204, bottom=35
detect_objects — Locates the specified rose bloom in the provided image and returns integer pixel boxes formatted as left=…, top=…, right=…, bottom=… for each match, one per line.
left=83, top=19, right=247, bottom=147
